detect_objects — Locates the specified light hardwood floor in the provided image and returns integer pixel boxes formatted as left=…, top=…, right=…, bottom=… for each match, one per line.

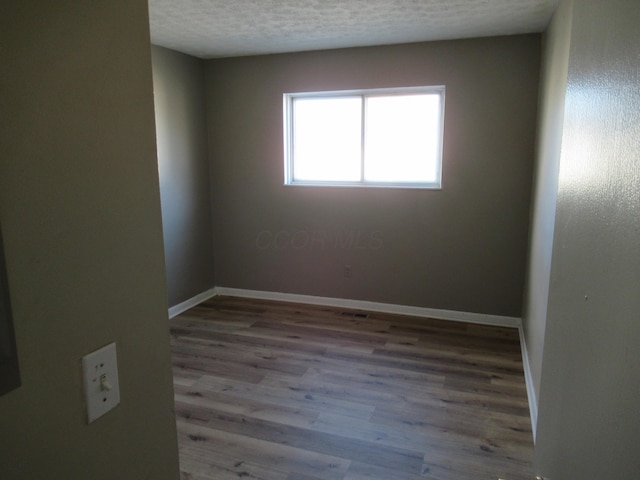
left=171, top=296, right=533, bottom=480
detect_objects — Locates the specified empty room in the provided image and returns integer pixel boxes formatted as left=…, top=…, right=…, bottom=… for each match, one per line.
left=1, top=1, right=638, bottom=480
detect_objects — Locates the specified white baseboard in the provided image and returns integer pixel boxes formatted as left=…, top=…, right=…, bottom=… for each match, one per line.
left=168, top=288, right=216, bottom=319
left=213, top=286, right=521, bottom=328
left=519, top=325, right=538, bottom=443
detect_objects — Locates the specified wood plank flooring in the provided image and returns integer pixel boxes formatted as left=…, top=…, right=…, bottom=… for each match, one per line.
left=170, top=296, right=533, bottom=480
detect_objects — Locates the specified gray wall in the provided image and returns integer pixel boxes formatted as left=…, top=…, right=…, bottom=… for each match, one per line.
left=534, top=0, right=640, bottom=477
left=206, top=35, right=541, bottom=317
left=152, top=46, right=215, bottom=307
left=522, top=0, right=573, bottom=422
left=0, top=2, right=179, bottom=479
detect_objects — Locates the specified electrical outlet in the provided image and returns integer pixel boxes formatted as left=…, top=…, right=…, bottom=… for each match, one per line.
left=344, top=265, right=352, bottom=278
left=82, top=342, right=120, bottom=423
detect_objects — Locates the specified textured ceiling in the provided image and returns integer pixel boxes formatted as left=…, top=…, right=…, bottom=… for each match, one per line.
left=149, top=0, right=559, bottom=59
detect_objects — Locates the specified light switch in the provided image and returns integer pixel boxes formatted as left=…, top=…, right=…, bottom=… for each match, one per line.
left=82, top=342, right=120, bottom=423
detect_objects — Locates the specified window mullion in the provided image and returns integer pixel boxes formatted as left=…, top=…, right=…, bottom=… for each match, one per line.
left=360, top=95, right=366, bottom=182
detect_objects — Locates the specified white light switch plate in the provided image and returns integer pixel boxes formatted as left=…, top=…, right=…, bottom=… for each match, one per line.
left=82, top=342, right=120, bottom=423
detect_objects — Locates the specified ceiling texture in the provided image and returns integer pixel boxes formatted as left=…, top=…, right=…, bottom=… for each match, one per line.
left=148, top=0, right=559, bottom=59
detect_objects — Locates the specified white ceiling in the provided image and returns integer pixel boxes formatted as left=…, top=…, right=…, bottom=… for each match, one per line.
left=148, top=0, right=559, bottom=59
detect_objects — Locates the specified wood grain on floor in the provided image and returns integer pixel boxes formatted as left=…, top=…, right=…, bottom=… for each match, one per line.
left=171, top=296, right=533, bottom=480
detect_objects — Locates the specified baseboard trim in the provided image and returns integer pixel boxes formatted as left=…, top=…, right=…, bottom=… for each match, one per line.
left=168, top=288, right=217, bottom=319
left=213, top=287, right=521, bottom=329
left=519, top=325, right=538, bottom=443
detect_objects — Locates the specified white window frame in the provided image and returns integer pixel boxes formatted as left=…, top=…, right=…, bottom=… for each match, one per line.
left=283, top=86, right=445, bottom=189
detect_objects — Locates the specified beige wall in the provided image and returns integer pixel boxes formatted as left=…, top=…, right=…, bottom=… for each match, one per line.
left=522, top=0, right=573, bottom=429
left=0, top=2, right=179, bottom=479
left=534, top=0, right=640, bottom=477
left=206, top=35, right=541, bottom=317
left=152, top=46, right=216, bottom=308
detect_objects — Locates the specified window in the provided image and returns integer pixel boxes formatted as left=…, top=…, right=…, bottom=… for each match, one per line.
left=283, top=86, right=445, bottom=188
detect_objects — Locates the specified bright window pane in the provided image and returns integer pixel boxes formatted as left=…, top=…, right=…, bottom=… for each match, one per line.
left=285, top=87, right=444, bottom=188
left=292, top=97, right=362, bottom=182
left=364, top=94, right=441, bottom=183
